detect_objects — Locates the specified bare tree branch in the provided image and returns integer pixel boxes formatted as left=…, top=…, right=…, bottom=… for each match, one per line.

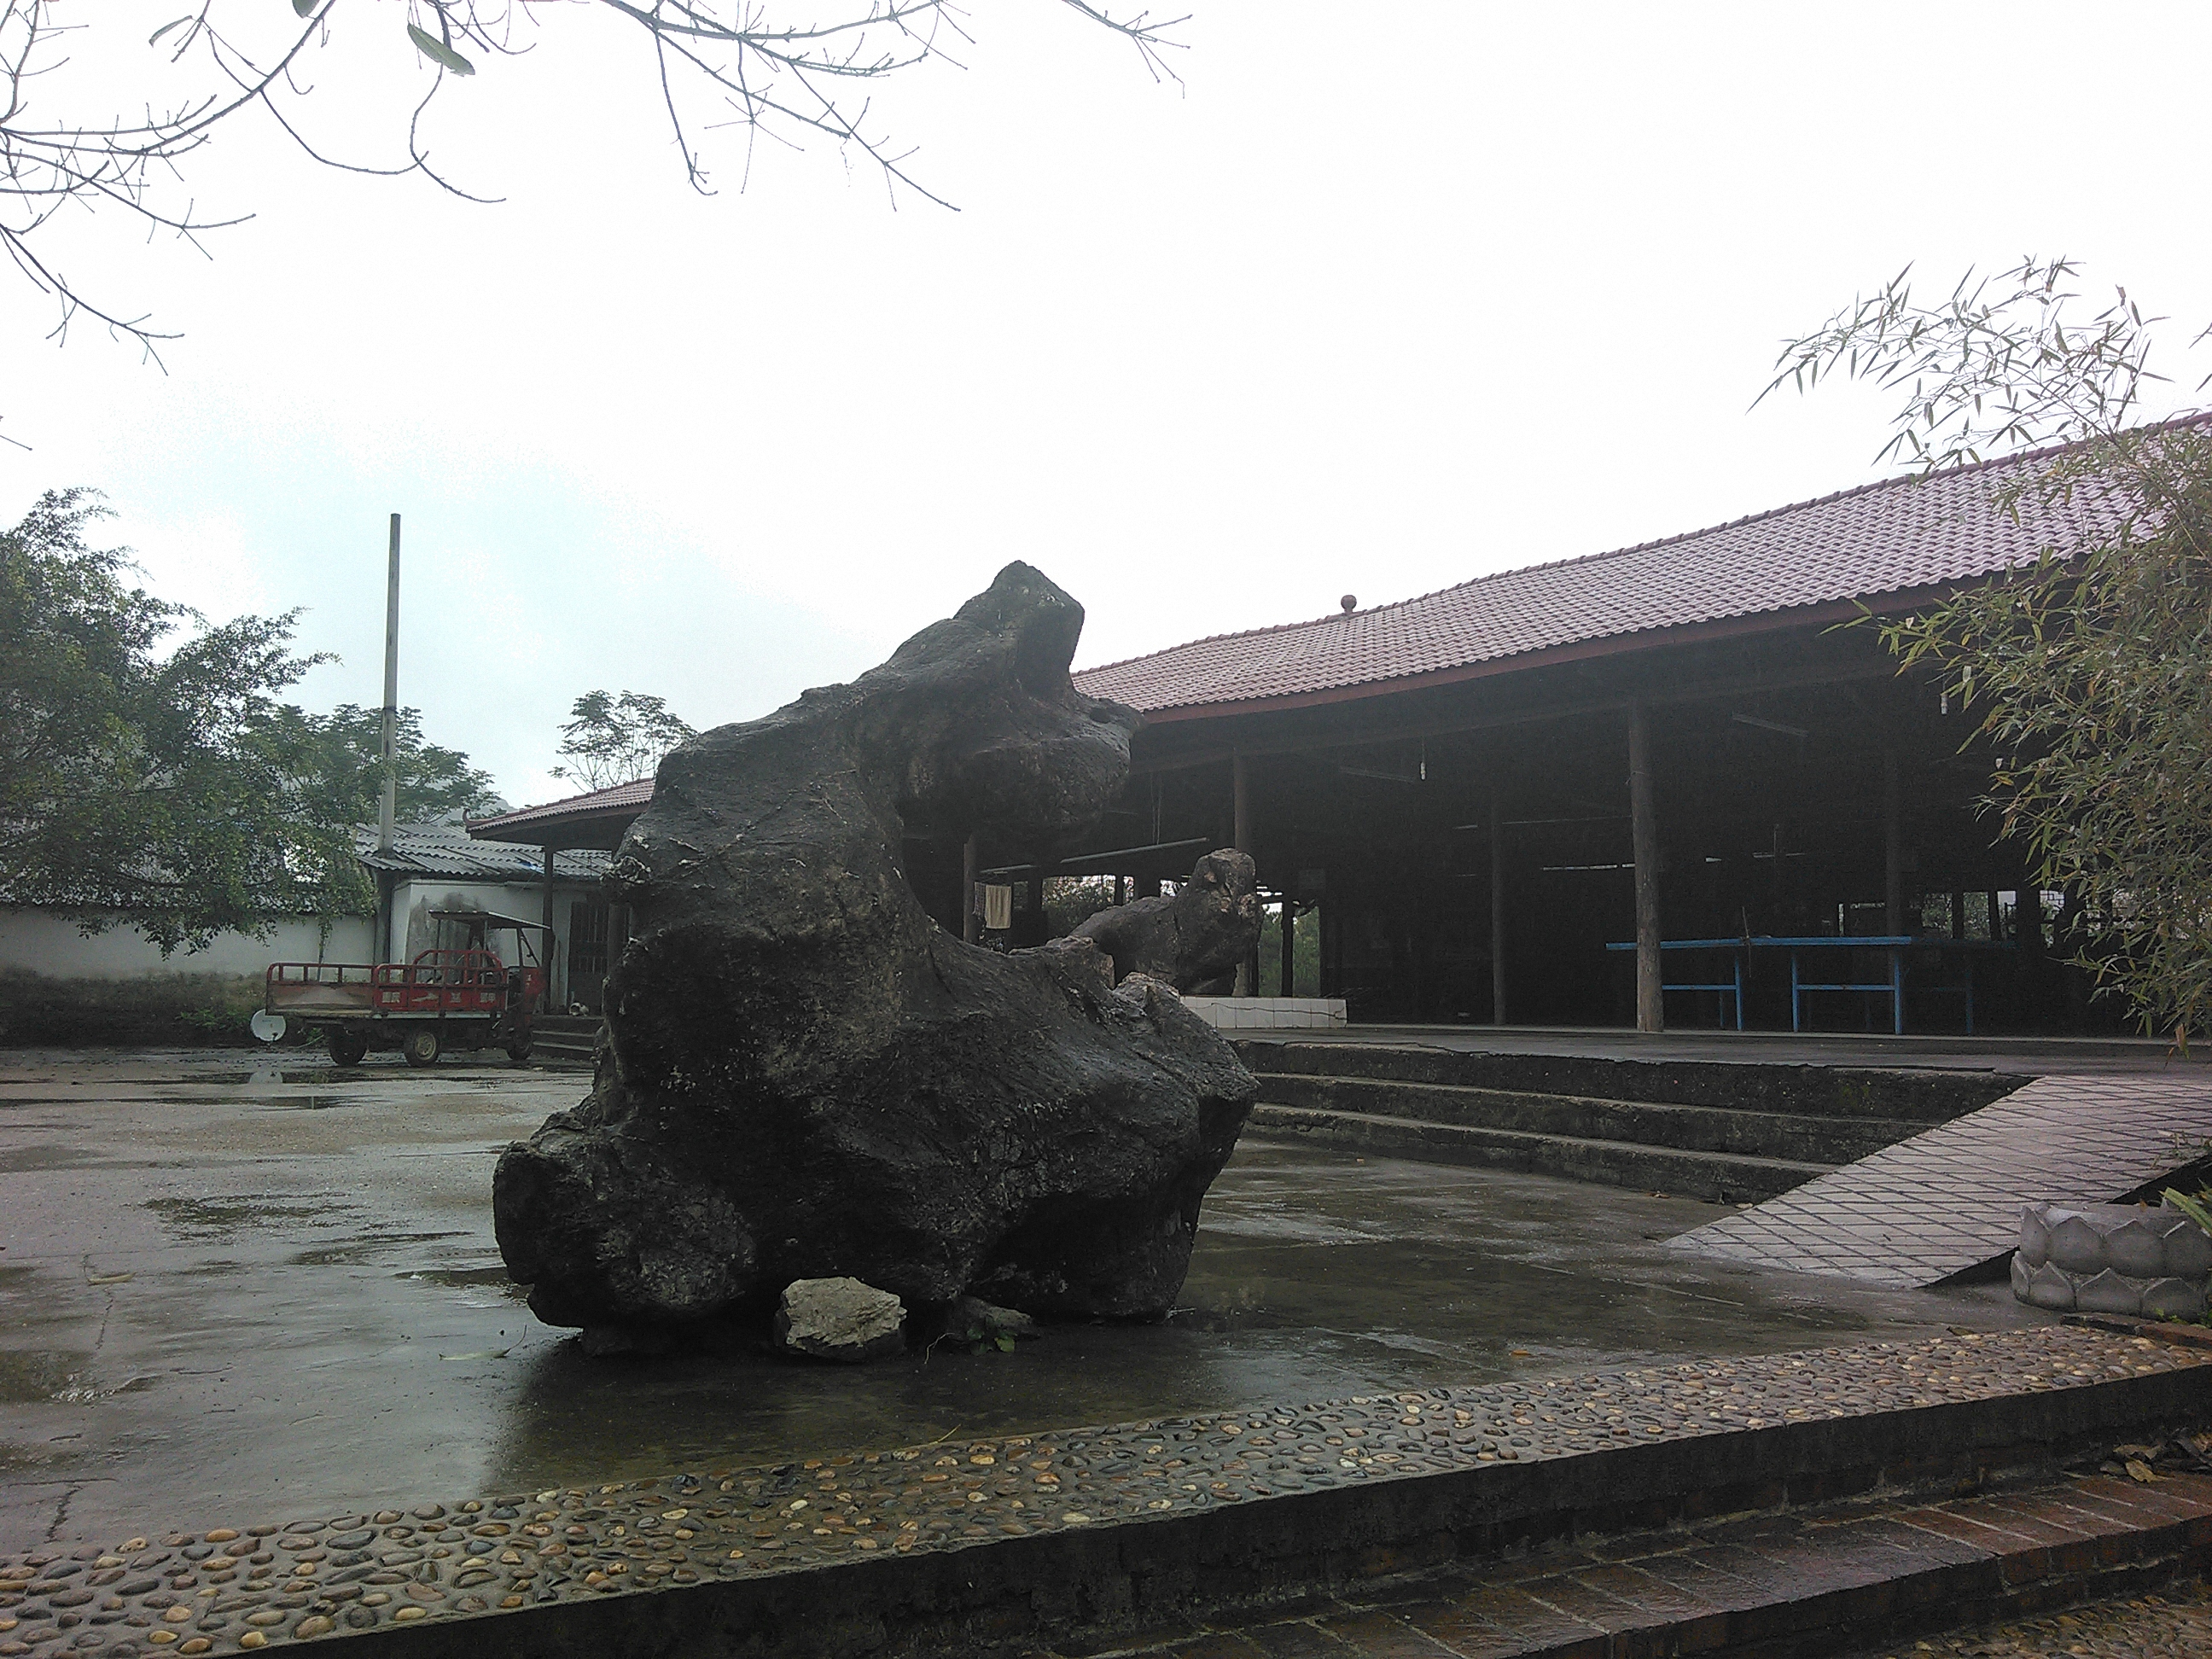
left=1, top=0, right=1185, bottom=364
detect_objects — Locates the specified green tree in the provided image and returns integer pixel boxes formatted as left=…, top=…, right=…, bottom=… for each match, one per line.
left=1, top=489, right=508, bottom=952
left=1, top=488, right=329, bottom=951
left=1768, top=259, right=2212, bottom=1045
left=258, top=702, right=505, bottom=829
left=1045, top=875, right=1116, bottom=937
left=551, top=690, right=696, bottom=792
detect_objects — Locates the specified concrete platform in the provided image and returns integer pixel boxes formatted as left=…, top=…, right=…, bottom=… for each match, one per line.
left=0, top=1050, right=2060, bottom=1551
left=1249, top=1024, right=2205, bottom=1078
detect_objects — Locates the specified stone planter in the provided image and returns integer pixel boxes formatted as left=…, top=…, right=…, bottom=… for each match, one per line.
left=2012, top=1200, right=2212, bottom=1318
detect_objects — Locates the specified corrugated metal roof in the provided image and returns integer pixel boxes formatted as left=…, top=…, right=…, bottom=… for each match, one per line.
left=352, top=823, right=608, bottom=882
left=467, top=777, right=654, bottom=841
left=1072, top=424, right=2183, bottom=716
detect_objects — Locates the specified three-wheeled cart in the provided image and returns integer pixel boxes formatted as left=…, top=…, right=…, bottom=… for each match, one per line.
left=264, top=911, right=550, bottom=1068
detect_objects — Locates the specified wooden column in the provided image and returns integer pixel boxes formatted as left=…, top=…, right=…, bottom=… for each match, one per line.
left=1883, top=751, right=1904, bottom=936
left=1489, top=791, right=1507, bottom=1026
left=1627, top=704, right=1663, bottom=1034
left=1232, top=754, right=1257, bottom=997
left=1113, top=876, right=1126, bottom=907
left=1026, top=875, right=1045, bottom=946
left=961, top=834, right=979, bottom=943
left=541, top=847, right=558, bottom=1010
left=1278, top=898, right=1296, bottom=997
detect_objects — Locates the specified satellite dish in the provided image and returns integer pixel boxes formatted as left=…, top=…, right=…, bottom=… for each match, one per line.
left=250, top=1010, right=286, bottom=1044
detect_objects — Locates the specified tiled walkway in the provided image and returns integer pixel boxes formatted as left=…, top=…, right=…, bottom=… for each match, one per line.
left=1669, top=1074, right=2212, bottom=1287
left=1053, top=1469, right=2212, bottom=1658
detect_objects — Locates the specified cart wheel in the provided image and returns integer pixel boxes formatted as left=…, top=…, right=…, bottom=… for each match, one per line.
left=327, top=1029, right=369, bottom=1068
left=505, top=1037, right=533, bottom=1065
left=402, top=1029, right=441, bottom=1068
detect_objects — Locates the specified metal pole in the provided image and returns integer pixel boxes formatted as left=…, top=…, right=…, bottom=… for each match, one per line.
left=1628, top=703, right=1664, bottom=1034
left=368, top=515, right=402, bottom=963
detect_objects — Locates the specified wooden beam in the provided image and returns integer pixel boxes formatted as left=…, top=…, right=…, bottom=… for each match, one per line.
left=1127, top=658, right=1903, bottom=777
left=1627, top=704, right=1663, bottom=1034
left=1883, top=751, right=1903, bottom=936
left=1232, top=754, right=1255, bottom=996
left=962, top=833, right=979, bottom=944
left=1489, top=790, right=1507, bottom=1027
left=541, top=848, right=558, bottom=1010
left=980, top=836, right=1212, bottom=882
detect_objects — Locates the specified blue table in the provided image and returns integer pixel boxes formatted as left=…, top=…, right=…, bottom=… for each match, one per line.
left=1608, top=936, right=1912, bottom=1033
left=1604, top=937, right=1748, bottom=1029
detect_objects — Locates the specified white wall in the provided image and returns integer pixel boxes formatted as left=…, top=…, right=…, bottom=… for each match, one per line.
left=0, top=907, right=375, bottom=981
left=3, top=878, right=599, bottom=993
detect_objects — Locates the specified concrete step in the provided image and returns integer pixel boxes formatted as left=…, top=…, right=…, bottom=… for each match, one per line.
left=527, top=1015, right=601, bottom=1066
left=1235, top=1040, right=2019, bottom=1123
left=1245, top=1101, right=1833, bottom=1202
left=1255, top=1073, right=1926, bottom=1166
left=1135, top=1468, right=2212, bottom=1659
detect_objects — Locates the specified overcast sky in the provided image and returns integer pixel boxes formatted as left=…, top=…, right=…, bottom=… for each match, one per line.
left=8, top=2, right=2212, bottom=811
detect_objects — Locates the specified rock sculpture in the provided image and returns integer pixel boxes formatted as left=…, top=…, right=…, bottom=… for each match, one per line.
left=1070, top=848, right=1260, bottom=993
left=493, top=563, right=1256, bottom=1342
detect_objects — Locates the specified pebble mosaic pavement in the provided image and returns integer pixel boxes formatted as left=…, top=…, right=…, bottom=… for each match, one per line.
left=1672, top=1074, right=2212, bottom=1288
left=1, top=1326, right=2202, bottom=1656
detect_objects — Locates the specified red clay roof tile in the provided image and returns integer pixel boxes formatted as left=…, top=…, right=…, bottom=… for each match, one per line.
left=1072, top=422, right=2192, bottom=716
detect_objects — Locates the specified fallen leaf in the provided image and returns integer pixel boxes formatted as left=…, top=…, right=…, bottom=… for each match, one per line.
left=438, top=1348, right=509, bottom=1362
left=86, top=1272, right=134, bottom=1285
left=2126, top=1458, right=2160, bottom=1483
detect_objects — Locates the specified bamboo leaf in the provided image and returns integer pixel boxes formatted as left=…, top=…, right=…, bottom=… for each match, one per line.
left=148, top=15, right=190, bottom=45
left=406, top=22, right=475, bottom=76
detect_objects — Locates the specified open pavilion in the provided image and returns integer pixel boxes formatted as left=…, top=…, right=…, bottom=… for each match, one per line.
left=470, top=427, right=2164, bottom=1035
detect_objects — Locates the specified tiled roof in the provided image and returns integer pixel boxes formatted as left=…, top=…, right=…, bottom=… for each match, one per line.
left=1073, top=424, right=2188, bottom=717
left=466, top=777, right=655, bottom=841
left=353, top=823, right=608, bottom=882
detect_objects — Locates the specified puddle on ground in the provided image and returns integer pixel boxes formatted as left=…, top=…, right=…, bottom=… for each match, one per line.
left=292, top=1231, right=469, bottom=1266
left=399, top=1266, right=529, bottom=1297
left=145, top=1195, right=360, bottom=1239
left=0, top=1144, right=108, bottom=1173
left=0, top=1350, right=94, bottom=1404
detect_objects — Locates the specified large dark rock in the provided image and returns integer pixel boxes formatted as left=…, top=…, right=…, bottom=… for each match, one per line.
left=1070, top=849, right=1260, bottom=994
left=493, top=564, right=1255, bottom=1339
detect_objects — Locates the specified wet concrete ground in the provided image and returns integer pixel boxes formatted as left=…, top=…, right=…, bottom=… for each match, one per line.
left=0, top=1048, right=2055, bottom=1552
